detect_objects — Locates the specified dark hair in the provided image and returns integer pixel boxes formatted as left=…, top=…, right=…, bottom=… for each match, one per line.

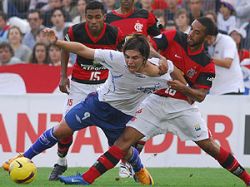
left=0, top=42, right=14, bottom=56
left=51, top=8, right=66, bottom=19
left=197, top=16, right=218, bottom=36
left=30, top=42, right=50, bottom=64
left=85, top=1, right=105, bottom=14
left=123, top=34, right=150, bottom=60
left=0, top=11, right=7, bottom=21
left=28, top=9, right=42, bottom=19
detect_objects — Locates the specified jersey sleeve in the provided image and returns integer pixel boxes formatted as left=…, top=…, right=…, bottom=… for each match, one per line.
left=147, top=12, right=161, bottom=36
left=195, top=61, right=215, bottom=89
left=94, top=49, right=124, bottom=70
left=151, top=30, right=177, bottom=51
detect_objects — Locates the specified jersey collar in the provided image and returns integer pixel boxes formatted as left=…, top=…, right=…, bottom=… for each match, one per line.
left=85, top=23, right=107, bottom=43
left=187, top=44, right=204, bottom=56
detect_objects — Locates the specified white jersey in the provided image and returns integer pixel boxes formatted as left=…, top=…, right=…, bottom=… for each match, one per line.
left=94, top=49, right=172, bottom=116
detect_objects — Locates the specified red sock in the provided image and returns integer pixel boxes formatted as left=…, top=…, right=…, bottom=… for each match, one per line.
left=82, top=146, right=125, bottom=184
left=217, top=147, right=250, bottom=185
left=57, top=136, right=73, bottom=157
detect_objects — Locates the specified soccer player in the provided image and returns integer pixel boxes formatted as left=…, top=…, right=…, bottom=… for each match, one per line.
left=105, top=0, right=160, bottom=37
left=105, top=0, right=161, bottom=177
left=3, top=30, right=183, bottom=185
left=48, top=1, right=124, bottom=180
left=60, top=17, right=250, bottom=186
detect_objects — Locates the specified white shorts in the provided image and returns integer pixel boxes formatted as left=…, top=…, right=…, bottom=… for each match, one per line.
left=63, top=80, right=103, bottom=115
left=127, top=94, right=210, bottom=142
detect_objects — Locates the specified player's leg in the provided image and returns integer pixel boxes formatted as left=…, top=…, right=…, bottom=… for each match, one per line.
left=176, top=106, right=250, bottom=186
left=119, top=139, right=146, bottom=178
left=196, top=138, right=250, bottom=186
left=59, top=126, right=146, bottom=185
left=49, top=82, right=97, bottom=180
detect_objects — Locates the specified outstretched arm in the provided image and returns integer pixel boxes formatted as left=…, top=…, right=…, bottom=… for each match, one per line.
left=43, top=28, right=95, bottom=60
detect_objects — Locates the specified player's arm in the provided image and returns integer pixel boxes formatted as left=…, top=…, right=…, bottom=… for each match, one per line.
left=59, top=29, right=72, bottom=94
left=168, top=67, right=215, bottom=103
left=145, top=58, right=174, bottom=77
left=43, top=28, right=95, bottom=59
left=212, top=57, right=233, bottom=69
left=168, top=80, right=208, bottom=102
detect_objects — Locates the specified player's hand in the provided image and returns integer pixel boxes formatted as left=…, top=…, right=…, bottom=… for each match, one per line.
left=42, top=28, right=58, bottom=44
left=158, top=58, right=168, bottom=75
left=59, top=76, right=70, bottom=94
left=167, top=80, right=186, bottom=91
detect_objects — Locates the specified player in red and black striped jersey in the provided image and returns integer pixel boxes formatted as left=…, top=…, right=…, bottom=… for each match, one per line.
left=105, top=0, right=161, bottom=37
left=48, top=1, right=124, bottom=181
left=152, top=28, right=215, bottom=102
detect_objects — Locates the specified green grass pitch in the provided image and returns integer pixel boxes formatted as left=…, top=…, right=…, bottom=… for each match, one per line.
left=0, top=168, right=248, bottom=187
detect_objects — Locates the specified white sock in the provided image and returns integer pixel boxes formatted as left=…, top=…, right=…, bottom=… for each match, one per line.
left=57, top=157, right=67, bottom=166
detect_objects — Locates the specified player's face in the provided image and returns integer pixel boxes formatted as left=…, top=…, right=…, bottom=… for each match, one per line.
left=120, top=0, right=134, bottom=9
left=124, top=50, right=146, bottom=73
left=187, top=20, right=206, bottom=47
left=86, top=9, right=104, bottom=33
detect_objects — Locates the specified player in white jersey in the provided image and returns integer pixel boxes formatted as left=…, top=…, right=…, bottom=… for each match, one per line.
left=3, top=30, right=184, bottom=185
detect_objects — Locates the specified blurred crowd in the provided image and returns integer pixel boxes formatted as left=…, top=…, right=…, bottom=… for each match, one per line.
left=0, top=0, right=250, bottom=94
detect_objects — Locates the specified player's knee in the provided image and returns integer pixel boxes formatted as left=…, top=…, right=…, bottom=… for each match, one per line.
left=114, top=135, right=132, bottom=151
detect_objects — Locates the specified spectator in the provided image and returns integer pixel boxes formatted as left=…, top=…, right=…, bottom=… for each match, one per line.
left=51, top=8, right=72, bottom=40
left=62, top=0, right=78, bottom=20
left=229, top=27, right=249, bottom=59
left=174, top=8, right=191, bottom=34
left=164, top=0, right=179, bottom=27
left=0, top=42, right=21, bottom=65
left=0, top=11, right=10, bottom=43
left=206, top=27, right=245, bottom=95
left=217, top=0, right=236, bottom=33
left=103, top=0, right=117, bottom=13
left=140, top=0, right=153, bottom=12
left=188, top=0, right=203, bottom=25
left=7, top=26, right=32, bottom=63
left=205, top=10, right=227, bottom=34
left=48, top=44, right=61, bottom=66
left=23, top=9, right=44, bottom=49
left=72, top=0, right=87, bottom=24
left=234, top=0, right=250, bottom=49
left=43, top=0, right=71, bottom=27
left=30, top=42, right=50, bottom=64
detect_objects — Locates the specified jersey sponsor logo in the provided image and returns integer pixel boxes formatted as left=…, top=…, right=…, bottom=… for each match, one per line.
left=137, top=83, right=161, bottom=94
left=207, top=77, right=214, bottom=82
left=134, top=73, right=146, bottom=78
left=186, top=68, right=197, bottom=78
left=174, top=54, right=182, bottom=59
left=134, top=21, right=143, bottom=32
left=80, top=64, right=107, bottom=71
left=194, top=124, right=201, bottom=131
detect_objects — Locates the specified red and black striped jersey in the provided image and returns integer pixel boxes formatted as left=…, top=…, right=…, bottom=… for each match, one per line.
left=105, top=8, right=160, bottom=37
left=152, top=30, right=215, bottom=101
left=67, top=22, right=124, bottom=84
